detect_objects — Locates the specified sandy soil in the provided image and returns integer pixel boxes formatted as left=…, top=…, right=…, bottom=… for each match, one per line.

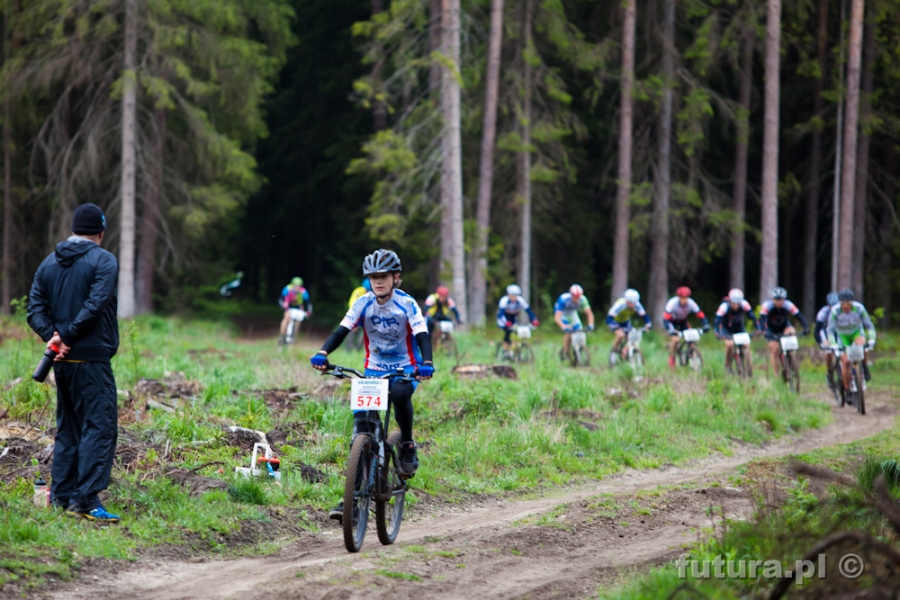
left=43, top=392, right=897, bottom=600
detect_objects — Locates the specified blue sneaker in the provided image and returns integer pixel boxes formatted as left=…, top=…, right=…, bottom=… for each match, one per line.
left=82, top=505, right=120, bottom=523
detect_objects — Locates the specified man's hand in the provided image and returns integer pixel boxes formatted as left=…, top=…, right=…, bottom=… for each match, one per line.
left=505, top=321, right=514, bottom=329
left=587, top=324, right=595, bottom=332
left=310, top=352, right=329, bottom=371
left=531, top=320, right=539, bottom=327
left=49, top=332, right=71, bottom=360
left=417, top=362, right=435, bottom=380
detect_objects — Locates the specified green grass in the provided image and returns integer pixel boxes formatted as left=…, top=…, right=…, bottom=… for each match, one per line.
left=1, top=313, right=889, bottom=592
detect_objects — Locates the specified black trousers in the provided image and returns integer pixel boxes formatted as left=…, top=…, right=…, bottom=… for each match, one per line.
left=51, top=361, right=118, bottom=511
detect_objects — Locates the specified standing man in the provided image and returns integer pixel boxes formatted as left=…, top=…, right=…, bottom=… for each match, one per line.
left=27, top=203, right=121, bottom=523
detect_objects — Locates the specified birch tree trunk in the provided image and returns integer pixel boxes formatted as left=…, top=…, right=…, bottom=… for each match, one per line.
left=136, top=109, right=165, bottom=314
left=118, top=0, right=138, bottom=319
left=470, top=0, right=504, bottom=326
left=730, top=30, right=753, bottom=292
left=440, top=0, right=468, bottom=322
left=518, top=0, right=533, bottom=303
left=759, top=0, right=781, bottom=304
left=803, top=0, right=828, bottom=317
left=648, top=0, right=674, bottom=326
left=612, top=0, right=636, bottom=302
left=837, top=0, right=865, bottom=290
left=851, top=8, right=874, bottom=300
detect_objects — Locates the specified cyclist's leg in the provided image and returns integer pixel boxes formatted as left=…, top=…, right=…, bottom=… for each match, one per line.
left=723, top=336, right=735, bottom=371
left=837, top=332, right=855, bottom=388
left=389, top=378, right=418, bottom=475
left=616, top=323, right=631, bottom=359
left=563, top=332, right=572, bottom=357
left=279, top=310, right=290, bottom=336
left=855, top=333, right=871, bottom=381
left=666, top=321, right=681, bottom=370
left=503, top=326, right=513, bottom=350
left=765, top=329, right=782, bottom=379
left=824, top=348, right=836, bottom=388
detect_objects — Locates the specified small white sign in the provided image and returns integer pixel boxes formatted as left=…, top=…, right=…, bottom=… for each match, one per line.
left=439, top=321, right=455, bottom=334
left=289, top=308, right=306, bottom=321
left=780, top=335, right=799, bottom=352
left=682, top=329, right=701, bottom=342
left=847, top=344, right=866, bottom=362
left=516, top=325, right=532, bottom=339
left=732, top=332, right=751, bottom=346
left=350, top=378, right=390, bottom=411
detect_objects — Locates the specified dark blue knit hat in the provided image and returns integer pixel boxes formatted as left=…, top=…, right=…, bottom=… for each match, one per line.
left=71, top=204, right=107, bottom=235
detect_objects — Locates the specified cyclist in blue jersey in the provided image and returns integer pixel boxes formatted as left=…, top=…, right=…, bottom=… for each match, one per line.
left=554, top=284, right=595, bottom=360
left=606, top=288, right=651, bottom=365
left=815, top=292, right=839, bottom=390
left=497, top=284, right=539, bottom=353
left=714, top=288, right=761, bottom=374
left=760, top=287, right=810, bottom=379
left=310, top=249, right=434, bottom=523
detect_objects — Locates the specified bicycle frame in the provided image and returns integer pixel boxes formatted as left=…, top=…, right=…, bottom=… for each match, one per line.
left=625, top=328, right=642, bottom=359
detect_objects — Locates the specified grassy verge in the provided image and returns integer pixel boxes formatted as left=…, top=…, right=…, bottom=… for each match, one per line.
left=0, top=312, right=878, bottom=592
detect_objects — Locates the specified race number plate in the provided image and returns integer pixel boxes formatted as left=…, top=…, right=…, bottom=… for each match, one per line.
left=780, top=335, right=799, bottom=352
left=439, top=321, right=455, bottom=334
left=682, top=329, right=701, bottom=342
left=572, top=331, right=587, bottom=346
left=847, top=344, right=866, bottom=362
left=628, top=328, right=643, bottom=343
left=289, top=308, right=306, bottom=321
left=516, top=325, right=532, bottom=339
left=350, top=379, right=390, bottom=411
left=732, top=332, right=751, bottom=346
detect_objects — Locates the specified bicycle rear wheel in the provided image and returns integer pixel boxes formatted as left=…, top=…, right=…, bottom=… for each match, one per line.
left=785, top=352, right=800, bottom=394
left=376, top=433, right=406, bottom=545
left=343, top=434, right=372, bottom=552
left=517, top=343, right=534, bottom=363
left=854, top=365, right=866, bottom=415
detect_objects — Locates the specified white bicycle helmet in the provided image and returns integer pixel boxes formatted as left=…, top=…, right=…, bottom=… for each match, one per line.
left=624, top=288, right=640, bottom=303
left=507, top=284, right=522, bottom=296
left=728, top=288, right=744, bottom=303
left=569, top=284, right=584, bottom=297
left=362, top=249, right=402, bottom=275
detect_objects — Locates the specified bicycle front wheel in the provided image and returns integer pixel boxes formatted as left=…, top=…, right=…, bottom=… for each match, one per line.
left=517, top=343, right=535, bottom=364
left=855, top=365, right=866, bottom=415
left=689, top=346, right=703, bottom=372
left=575, top=344, right=590, bottom=367
left=738, top=348, right=752, bottom=378
left=343, top=434, right=373, bottom=553
left=785, top=352, right=800, bottom=394
left=376, top=432, right=407, bottom=545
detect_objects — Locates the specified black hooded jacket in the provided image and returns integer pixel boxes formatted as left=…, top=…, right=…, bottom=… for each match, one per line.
left=27, top=237, right=119, bottom=362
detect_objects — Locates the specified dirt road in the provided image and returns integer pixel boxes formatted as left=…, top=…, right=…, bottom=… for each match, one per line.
left=48, top=393, right=897, bottom=600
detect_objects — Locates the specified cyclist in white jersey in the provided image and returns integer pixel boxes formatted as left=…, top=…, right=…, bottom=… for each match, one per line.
left=497, top=284, right=539, bottom=352
left=311, top=249, right=434, bottom=522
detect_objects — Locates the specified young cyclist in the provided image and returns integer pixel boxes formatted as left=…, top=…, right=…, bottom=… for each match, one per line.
left=606, top=288, right=651, bottom=365
left=554, top=284, right=595, bottom=360
left=815, top=292, right=840, bottom=390
left=424, top=286, right=462, bottom=344
left=310, top=249, right=434, bottom=522
left=714, top=288, right=761, bottom=374
left=663, top=286, right=710, bottom=371
left=279, top=277, right=312, bottom=345
left=760, top=287, right=810, bottom=379
left=826, top=289, right=876, bottom=391
left=496, top=284, right=539, bottom=352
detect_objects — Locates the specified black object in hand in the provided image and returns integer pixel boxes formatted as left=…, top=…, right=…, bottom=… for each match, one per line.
left=32, top=346, right=59, bottom=382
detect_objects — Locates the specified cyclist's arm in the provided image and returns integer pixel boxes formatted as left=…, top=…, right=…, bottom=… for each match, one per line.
left=415, top=332, right=434, bottom=364
left=795, top=310, right=810, bottom=333
left=695, top=308, right=710, bottom=330
left=860, top=307, right=876, bottom=343
left=584, top=307, right=595, bottom=329
left=554, top=310, right=565, bottom=329
left=814, top=319, right=827, bottom=345
left=714, top=314, right=724, bottom=336
left=525, top=306, right=537, bottom=322
left=759, top=313, right=768, bottom=331
left=641, top=312, right=651, bottom=327
left=826, top=310, right=838, bottom=343
left=747, top=308, right=761, bottom=331
left=319, top=325, right=351, bottom=355
left=451, top=306, right=462, bottom=324
left=605, top=313, right=616, bottom=327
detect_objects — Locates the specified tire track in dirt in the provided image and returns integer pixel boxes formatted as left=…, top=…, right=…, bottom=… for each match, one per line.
left=47, top=393, right=897, bottom=600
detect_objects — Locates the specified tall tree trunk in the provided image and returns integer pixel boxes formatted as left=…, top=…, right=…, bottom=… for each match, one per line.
left=803, top=0, right=828, bottom=317
left=1, top=11, right=11, bottom=314
left=118, top=0, right=138, bottom=318
left=136, top=110, right=165, bottom=314
left=518, top=0, right=533, bottom=303
left=429, top=0, right=442, bottom=95
left=851, top=8, right=874, bottom=300
left=612, top=0, right=636, bottom=302
left=371, top=0, right=387, bottom=132
left=837, top=0, right=865, bottom=290
left=759, top=0, right=781, bottom=304
left=440, top=0, right=467, bottom=322
left=730, top=30, right=753, bottom=293
left=470, top=0, right=504, bottom=326
left=831, top=0, right=846, bottom=291
left=875, top=144, right=894, bottom=327
left=648, top=0, right=674, bottom=327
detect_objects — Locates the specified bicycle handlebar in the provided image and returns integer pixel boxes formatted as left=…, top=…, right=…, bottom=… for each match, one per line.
left=321, top=363, right=418, bottom=382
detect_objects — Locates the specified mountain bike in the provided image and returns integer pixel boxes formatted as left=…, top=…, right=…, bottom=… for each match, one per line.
left=676, top=328, right=704, bottom=372
left=775, top=333, right=803, bottom=394
left=729, top=332, right=753, bottom=378
left=282, top=308, right=307, bottom=345
left=320, top=364, right=413, bottom=552
left=495, top=325, right=535, bottom=363
left=832, top=343, right=867, bottom=415
left=432, top=320, right=458, bottom=360
left=565, top=327, right=590, bottom=367
left=624, top=328, right=644, bottom=377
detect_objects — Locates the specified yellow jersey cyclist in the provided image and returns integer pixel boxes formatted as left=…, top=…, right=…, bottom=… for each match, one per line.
left=606, top=288, right=651, bottom=365
left=554, top=284, right=595, bottom=360
left=497, top=284, right=539, bottom=352
left=826, top=288, right=876, bottom=390
left=310, top=249, right=434, bottom=523
left=714, top=288, right=762, bottom=373
left=424, top=286, right=462, bottom=343
left=663, top=286, right=710, bottom=372
left=815, top=292, right=840, bottom=391
left=760, top=286, right=810, bottom=379
left=348, top=278, right=371, bottom=309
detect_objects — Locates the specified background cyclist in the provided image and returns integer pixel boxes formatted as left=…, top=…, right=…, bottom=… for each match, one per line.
left=760, top=286, right=810, bottom=379
left=496, top=284, right=539, bottom=353
left=554, top=284, right=595, bottom=360
left=424, top=285, right=462, bottom=345
left=606, top=288, right=650, bottom=365
left=663, top=286, right=710, bottom=372
left=826, top=289, right=876, bottom=391
left=714, top=288, right=761, bottom=374
left=309, top=249, right=434, bottom=523
left=279, top=277, right=312, bottom=345
left=815, top=292, right=840, bottom=391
